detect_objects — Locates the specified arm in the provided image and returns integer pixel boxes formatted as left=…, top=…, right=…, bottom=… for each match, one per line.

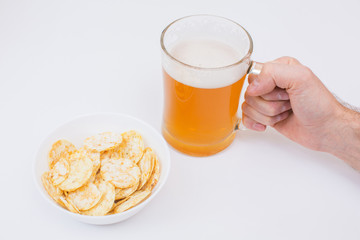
left=243, top=57, right=360, bottom=170
left=327, top=107, right=360, bottom=170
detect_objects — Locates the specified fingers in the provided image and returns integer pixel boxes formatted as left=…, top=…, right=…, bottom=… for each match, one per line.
left=242, top=114, right=266, bottom=131
left=245, top=94, right=291, bottom=116
left=261, top=87, right=289, bottom=101
left=242, top=102, right=291, bottom=127
left=271, top=56, right=302, bottom=65
left=246, top=60, right=313, bottom=97
left=243, top=56, right=308, bottom=131
left=247, top=56, right=301, bottom=85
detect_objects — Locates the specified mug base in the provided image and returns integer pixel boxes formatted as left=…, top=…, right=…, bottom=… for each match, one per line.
left=161, top=126, right=236, bottom=157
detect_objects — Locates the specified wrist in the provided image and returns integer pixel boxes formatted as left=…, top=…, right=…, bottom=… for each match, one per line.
left=325, top=105, right=360, bottom=169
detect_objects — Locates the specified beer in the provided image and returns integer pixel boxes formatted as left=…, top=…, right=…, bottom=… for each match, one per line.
left=162, top=39, right=247, bottom=156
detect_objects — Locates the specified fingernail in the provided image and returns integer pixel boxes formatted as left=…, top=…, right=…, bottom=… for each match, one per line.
left=253, top=122, right=265, bottom=131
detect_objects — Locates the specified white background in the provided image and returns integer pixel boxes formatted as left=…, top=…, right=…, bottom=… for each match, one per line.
left=1, top=0, right=360, bottom=239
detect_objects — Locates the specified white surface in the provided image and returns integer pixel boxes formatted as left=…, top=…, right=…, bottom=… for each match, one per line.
left=1, top=0, right=360, bottom=239
left=33, top=113, right=170, bottom=225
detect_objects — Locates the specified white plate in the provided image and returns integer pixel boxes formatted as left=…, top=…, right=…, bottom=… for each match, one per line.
left=33, top=113, right=171, bottom=225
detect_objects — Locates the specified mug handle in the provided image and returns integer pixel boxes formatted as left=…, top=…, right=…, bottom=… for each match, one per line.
left=235, top=61, right=263, bottom=131
left=247, top=61, right=263, bottom=75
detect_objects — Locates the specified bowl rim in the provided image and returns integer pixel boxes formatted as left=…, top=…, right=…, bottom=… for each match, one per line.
left=33, top=112, right=171, bottom=220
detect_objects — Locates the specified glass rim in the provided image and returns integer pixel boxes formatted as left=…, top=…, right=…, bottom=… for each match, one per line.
left=160, top=14, right=254, bottom=71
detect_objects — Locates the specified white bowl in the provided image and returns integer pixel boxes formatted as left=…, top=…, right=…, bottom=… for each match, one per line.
left=33, top=113, right=171, bottom=225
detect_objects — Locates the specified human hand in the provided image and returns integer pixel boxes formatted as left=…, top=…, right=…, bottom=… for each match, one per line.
left=242, top=57, right=344, bottom=152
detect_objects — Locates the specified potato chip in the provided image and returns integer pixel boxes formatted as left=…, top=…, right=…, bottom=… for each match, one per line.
left=113, top=190, right=151, bottom=214
left=118, top=130, right=145, bottom=163
left=100, top=144, right=121, bottom=160
left=110, top=197, right=130, bottom=212
left=84, top=132, right=123, bottom=152
left=66, top=182, right=102, bottom=211
left=100, top=150, right=112, bottom=161
left=82, top=148, right=101, bottom=172
left=59, top=196, right=79, bottom=213
left=80, top=148, right=100, bottom=181
left=100, top=157, right=140, bottom=188
left=115, top=181, right=139, bottom=200
left=41, top=172, right=65, bottom=207
left=142, top=155, right=160, bottom=192
left=49, top=158, right=69, bottom=186
left=138, top=148, right=155, bottom=189
left=43, top=131, right=160, bottom=216
left=81, top=181, right=115, bottom=216
left=48, top=139, right=76, bottom=168
left=58, top=152, right=93, bottom=191
left=93, top=172, right=103, bottom=184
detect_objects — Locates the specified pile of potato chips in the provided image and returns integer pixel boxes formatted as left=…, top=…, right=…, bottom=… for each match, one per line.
left=42, top=131, right=160, bottom=216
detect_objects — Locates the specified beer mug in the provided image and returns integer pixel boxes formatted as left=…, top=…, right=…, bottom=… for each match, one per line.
left=161, top=15, right=261, bottom=156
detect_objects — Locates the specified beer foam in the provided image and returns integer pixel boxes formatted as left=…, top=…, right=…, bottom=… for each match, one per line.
left=162, top=38, right=250, bottom=89
left=170, top=39, right=242, bottom=68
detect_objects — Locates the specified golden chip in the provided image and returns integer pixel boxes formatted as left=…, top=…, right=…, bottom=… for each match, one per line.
left=41, top=172, right=65, bottom=207
left=110, top=197, right=130, bottom=212
left=93, top=172, right=103, bottom=185
left=66, top=182, right=102, bottom=211
left=115, top=181, right=139, bottom=200
left=80, top=147, right=101, bottom=181
left=100, top=157, right=140, bottom=188
left=81, top=181, right=115, bottom=216
left=81, top=148, right=101, bottom=172
left=118, top=130, right=145, bottom=163
left=49, top=158, right=70, bottom=186
left=113, top=190, right=151, bottom=214
left=84, top=132, right=123, bottom=152
left=58, top=151, right=93, bottom=191
left=100, top=150, right=112, bottom=161
left=138, top=148, right=155, bottom=189
left=142, top=155, right=160, bottom=192
left=100, top=144, right=121, bottom=160
left=59, top=196, right=80, bottom=213
left=43, top=131, right=160, bottom=216
left=48, top=139, right=76, bottom=168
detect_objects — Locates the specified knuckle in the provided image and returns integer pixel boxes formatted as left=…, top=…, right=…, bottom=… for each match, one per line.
left=301, top=66, right=314, bottom=81
left=261, top=91, right=275, bottom=101
left=286, top=56, right=301, bottom=65
left=274, top=56, right=301, bottom=65
left=267, top=102, right=281, bottom=116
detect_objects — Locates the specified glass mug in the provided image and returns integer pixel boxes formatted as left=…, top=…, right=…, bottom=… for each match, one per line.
left=161, top=15, right=261, bottom=156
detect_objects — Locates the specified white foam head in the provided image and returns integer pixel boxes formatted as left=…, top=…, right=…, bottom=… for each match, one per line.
left=161, top=15, right=253, bottom=89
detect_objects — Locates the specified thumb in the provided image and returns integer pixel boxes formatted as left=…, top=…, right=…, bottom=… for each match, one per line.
left=247, top=62, right=310, bottom=96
